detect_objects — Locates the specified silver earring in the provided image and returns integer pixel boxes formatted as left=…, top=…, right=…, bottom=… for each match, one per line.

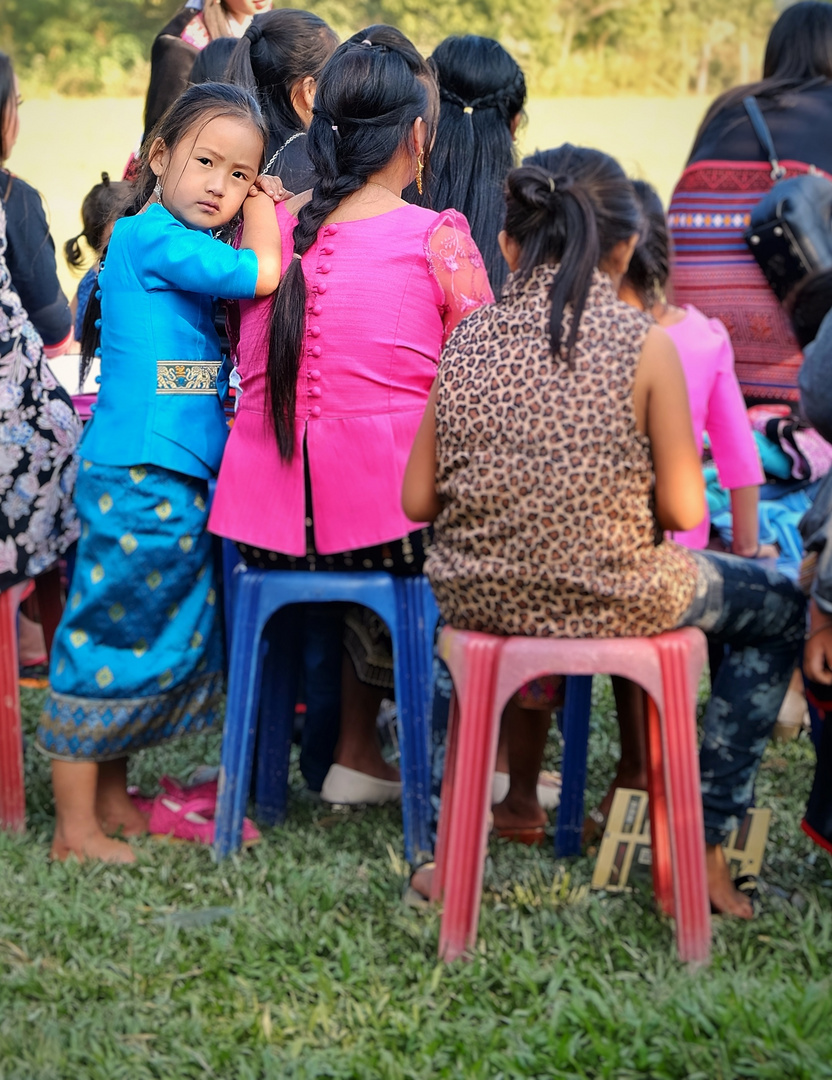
left=153, top=178, right=163, bottom=200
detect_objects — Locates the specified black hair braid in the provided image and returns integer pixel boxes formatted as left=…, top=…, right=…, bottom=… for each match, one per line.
left=266, top=166, right=365, bottom=460
left=265, top=26, right=437, bottom=461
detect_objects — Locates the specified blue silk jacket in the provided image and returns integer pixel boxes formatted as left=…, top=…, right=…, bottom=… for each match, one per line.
left=80, top=203, right=259, bottom=478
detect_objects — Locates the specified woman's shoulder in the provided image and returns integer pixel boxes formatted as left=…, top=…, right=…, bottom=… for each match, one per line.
left=0, top=170, right=44, bottom=210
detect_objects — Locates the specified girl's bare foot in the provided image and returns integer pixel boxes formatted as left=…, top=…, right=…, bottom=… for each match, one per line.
left=51, top=824, right=136, bottom=864
left=95, top=758, right=149, bottom=836
left=706, top=843, right=754, bottom=919
left=96, top=796, right=149, bottom=838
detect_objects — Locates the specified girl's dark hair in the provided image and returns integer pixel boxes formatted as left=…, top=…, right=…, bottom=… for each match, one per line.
left=506, top=145, right=640, bottom=365
left=190, top=36, right=238, bottom=85
left=0, top=51, right=16, bottom=162
left=692, top=1, right=832, bottom=152
left=787, top=267, right=832, bottom=348
left=410, top=35, right=525, bottom=294
left=623, top=179, right=670, bottom=311
left=227, top=9, right=338, bottom=150
left=80, top=82, right=267, bottom=382
left=64, top=173, right=130, bottom=269
left=266, top=26, right=439, bottom=461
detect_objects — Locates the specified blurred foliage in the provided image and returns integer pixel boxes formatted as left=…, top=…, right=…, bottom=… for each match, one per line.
left=0, top=0, right=795, bottom=97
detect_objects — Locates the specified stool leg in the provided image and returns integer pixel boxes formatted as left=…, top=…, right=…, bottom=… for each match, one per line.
left=254, top=609, right=301, bottom=825
left=653, top=637, right=711, bottom=964
left=431, top=687, right=460, bottom=902
left=214, top=587, right=269, bottom=859
left=438, top=640, right=501, bottom=961
left=555, top=675, right=593, bottom=857
left=645, top=690, right=673, bottom=916
left=0, top=586, right=25, bottom=832
left=395, top=579, right=438, bottom=863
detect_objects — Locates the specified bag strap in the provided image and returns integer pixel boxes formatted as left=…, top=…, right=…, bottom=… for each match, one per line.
left=743, top=95, right=786, bottom=181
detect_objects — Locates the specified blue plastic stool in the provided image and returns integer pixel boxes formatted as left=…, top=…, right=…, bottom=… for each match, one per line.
left=213, top=567, right=439, bottom=862
left=555, top=675, right=594, bottom=857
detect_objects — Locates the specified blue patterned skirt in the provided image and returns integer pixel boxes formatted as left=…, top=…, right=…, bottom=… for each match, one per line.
left=37, top=460, right=224, bottom=761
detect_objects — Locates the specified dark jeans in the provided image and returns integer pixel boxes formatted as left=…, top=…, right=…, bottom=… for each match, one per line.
left=425, top=550, right=805, bottom=850
left=680, top=550, right=805, bottom=845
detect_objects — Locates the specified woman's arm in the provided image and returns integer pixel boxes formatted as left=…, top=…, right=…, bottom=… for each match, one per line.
left=634, top=325, right=705, bottom=533
left=729, top=485, right=760, bottom=557
left=240, top=192, right=282, bottom=297
left=805, top=598, right=832, bottom=685
left=426, top=212, right=494, bottom=342
left=403, top=380, right=443, bottom=523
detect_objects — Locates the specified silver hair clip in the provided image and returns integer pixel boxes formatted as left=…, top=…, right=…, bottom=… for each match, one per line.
left=548, top=177, right=556, bottom=193
left=331, top=124, right=338, bottom=132
left=361, top=38, right=373, bottom=46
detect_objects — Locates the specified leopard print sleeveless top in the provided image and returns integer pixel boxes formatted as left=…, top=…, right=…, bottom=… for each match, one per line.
left=425, top=264, right=698, bottom=638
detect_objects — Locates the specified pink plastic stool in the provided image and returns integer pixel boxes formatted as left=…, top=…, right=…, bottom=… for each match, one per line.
left=432, top=626, right=711, bottom=965
left=0, top=567, right=64, bottom=832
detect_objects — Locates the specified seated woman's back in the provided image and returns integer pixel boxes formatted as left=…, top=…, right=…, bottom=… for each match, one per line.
left=669, top=1, right=832, bottom=404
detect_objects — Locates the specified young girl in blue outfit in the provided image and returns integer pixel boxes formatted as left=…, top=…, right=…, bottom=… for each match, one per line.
left=38, top=83, right=281, bottom=864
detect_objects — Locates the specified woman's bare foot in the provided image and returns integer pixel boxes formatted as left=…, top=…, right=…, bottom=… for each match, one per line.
left=491, top=793, right=547, bottom=834
left=51, top=823, right=136, bottom=864
left=707, top=843, right=754, bottom=919
left=409, top=862, right=434, bottom=902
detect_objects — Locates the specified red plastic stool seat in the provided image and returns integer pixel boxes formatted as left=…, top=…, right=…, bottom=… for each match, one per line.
left=432, top=625, right=711, bottom=965
left=0, top=567, right=64, bottom=832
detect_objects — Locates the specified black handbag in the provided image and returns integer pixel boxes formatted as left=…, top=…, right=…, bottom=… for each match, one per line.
left=743, top=95, right=832, bottom=301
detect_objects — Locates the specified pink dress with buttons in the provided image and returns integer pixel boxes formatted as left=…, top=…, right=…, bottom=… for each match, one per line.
left=209, top=202, right=493, bottom=556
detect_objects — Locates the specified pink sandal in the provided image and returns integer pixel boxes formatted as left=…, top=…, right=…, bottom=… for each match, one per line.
left=148, top=794, right=260, bottom=847
left=160, top=774, right=219, bottom=804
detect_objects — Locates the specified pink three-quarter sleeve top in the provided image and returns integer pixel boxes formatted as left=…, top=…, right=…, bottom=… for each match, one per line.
left=209, top=201, right=493, bottom=555
left=665, top=305, right=764, bottom=549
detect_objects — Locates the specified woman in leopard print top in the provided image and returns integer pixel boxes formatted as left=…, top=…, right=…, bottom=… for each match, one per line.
left=404, top=145, right=805, bottom=918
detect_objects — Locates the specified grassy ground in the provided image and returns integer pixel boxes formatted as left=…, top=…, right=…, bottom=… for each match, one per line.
left=7, top=95, right=706, bottom=303
left=2, top=679, right=831, bottom=1079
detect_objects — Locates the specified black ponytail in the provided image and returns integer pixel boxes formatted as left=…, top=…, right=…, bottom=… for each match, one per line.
left=624, top=179, right=670, bottom=311
left=266, top=26, right=438, bottom=461
left=506, top=146, right=640, bottom=365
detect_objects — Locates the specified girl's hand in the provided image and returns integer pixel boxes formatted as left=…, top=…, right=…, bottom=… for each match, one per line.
left=805, top=625, right=832, bottom=685
left=249, top=175, right=293, bottom=202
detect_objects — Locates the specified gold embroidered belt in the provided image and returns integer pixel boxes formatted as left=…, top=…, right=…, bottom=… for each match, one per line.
left=156, top=361, right=221, bottom=394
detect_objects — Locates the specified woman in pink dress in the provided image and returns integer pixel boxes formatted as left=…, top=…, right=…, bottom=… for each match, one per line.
left=209, top=26, right=492, bottom=801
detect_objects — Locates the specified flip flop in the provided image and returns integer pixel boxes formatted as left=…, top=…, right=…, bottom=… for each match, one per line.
left=160, top=774, right=219, bottom=805
left=148, top=794, right=260, bottom=847
left=492, top=823, right=547, bottom=846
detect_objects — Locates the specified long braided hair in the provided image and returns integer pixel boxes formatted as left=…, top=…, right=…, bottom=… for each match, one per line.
left=266, top=25, right=438, bottom=462
left=414, top=36, right=526, bottom=295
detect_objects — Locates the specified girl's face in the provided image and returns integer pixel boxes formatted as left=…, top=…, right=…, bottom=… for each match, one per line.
left=222, top=0, right=272, bottom=24
left=1, top=74, right=20, bottom=162
left=149, top=114, right=263, bottom=230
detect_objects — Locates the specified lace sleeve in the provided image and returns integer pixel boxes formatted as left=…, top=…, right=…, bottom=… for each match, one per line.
left=425, top=210, right=494, bottom=343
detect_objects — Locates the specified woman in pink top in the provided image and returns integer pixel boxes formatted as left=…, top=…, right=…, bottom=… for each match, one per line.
left=210, top=26, right=492, bottom=800
left=586, top=179, right=770, bottom=842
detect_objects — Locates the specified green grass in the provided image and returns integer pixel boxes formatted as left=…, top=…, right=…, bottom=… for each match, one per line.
left=2, top=680, right=832, bottom=1079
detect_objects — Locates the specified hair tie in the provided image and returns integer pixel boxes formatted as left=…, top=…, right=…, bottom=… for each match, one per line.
left=245, top=21, right=263, bottom=45
left=548, top=177, right=556, bottom=193
left=361, top=38, right=373, bottom=46
left=463, top=106, right=473, bottom=115
left=292, top=253, right=302, bottom=261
